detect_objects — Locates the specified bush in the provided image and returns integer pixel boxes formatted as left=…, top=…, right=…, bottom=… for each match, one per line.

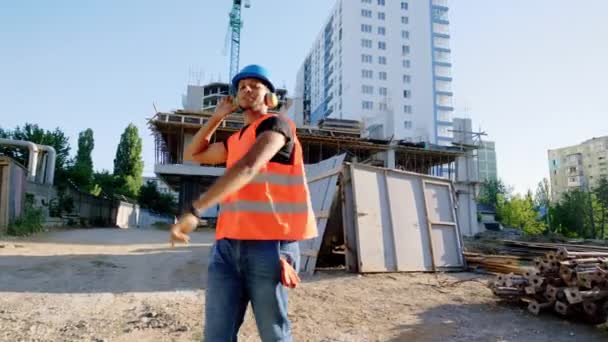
left=7, top=205, right=45, bottom=236
left=48, top=189, right=75, bottom=218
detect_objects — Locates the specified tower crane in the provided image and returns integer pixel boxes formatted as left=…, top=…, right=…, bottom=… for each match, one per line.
left=225, top=0, right=251, bottom=82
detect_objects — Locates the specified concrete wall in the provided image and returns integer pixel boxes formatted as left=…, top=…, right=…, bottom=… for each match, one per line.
left=115, top=201, right=175, bottom=229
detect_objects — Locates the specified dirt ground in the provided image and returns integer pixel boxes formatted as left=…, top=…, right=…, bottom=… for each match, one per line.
left=1, top=228, right=607, bottom=342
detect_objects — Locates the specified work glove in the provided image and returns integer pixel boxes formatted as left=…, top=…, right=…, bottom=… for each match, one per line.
left=280, top=257, right=300, bottom=289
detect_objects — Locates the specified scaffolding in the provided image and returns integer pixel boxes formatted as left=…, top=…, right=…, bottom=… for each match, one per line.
left=150, top=110, right=463, bottom=170
left=147, top=109, right=465, bottom=213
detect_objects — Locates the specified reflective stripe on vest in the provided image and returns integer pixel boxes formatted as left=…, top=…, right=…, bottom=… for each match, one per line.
left=251, top=171, right=305, bottom=186
left=220, top=200, right=309, bottom=213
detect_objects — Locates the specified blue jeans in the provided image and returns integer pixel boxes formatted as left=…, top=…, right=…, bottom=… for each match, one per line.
left=204, top=239, right=300, bottom=342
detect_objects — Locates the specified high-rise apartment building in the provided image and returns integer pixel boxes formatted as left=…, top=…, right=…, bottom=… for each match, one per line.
left=548, top=136, right=608, bottom=200
left=477, top=141, right=497, bottom=182
left=294, top=0, right=454, bottom=145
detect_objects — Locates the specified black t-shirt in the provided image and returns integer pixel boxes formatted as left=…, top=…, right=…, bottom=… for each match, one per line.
left=225, top=116, right=295, bottom=164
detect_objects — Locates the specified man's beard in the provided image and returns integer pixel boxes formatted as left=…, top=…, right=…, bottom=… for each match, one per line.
left=240, top=100, right=262, bottom=111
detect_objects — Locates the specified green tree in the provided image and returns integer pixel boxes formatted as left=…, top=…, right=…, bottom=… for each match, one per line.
left=552, top=189, right=595, bottom=238
left=138, top=180, right=177, bottom=215
left=113, top=124, right=143, bottom=198
left=594, top=177, right=608, bottom=239
left=70, top=129, right=95, bottom=192
left=90, top=170, right=117, bottom=197
left=534, top=178, right=552, bottom=231
left=497, top=192, right=546, bottom=235
left=478, top=179, right=508, bottom=208
left=0, top=126, right=15, bottom=159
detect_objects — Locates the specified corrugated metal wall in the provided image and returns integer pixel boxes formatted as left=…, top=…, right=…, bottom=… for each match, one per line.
left=0, top=157, right=26, bottom=232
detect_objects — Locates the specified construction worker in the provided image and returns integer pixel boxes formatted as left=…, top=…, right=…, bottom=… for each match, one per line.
left=169, top=64, right=318, bottom=341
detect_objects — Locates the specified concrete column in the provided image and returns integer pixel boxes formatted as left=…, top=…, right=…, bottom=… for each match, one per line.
left=386, top=148, right=396, bottom=169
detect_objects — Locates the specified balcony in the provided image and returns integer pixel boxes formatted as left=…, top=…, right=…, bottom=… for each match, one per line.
left=432, top=0, right=448, bottom=6
left=436, top=94, right=453, bottom=107
left=566, top=153, right=583, bottom=166
left=432, top=7, right=449, bottom=22
left=435, top=79, right=452, bottom=92
left=437, top=110, right=451, bottom=122
left=434, top=49, right=451, bottom=63
left=433, top=23, right=450, bottom=35
left=567, top=176, right=585, bottom=188
left=433, top=36, right=450, bottom=49
left=434, top=65, right=452, bottom=78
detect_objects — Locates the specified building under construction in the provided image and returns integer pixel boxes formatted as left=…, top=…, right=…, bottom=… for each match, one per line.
left=148, top=109, right=468, bottom=217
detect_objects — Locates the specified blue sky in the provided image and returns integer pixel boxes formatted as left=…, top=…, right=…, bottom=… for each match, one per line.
left=1, top=0, right=607, bottom=194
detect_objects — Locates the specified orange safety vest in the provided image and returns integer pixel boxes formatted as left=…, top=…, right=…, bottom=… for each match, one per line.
left=215, top=114, right=318, bottom=241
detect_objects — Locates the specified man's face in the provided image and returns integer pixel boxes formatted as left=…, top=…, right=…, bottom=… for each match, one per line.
left=237, top=78, right=267, bottom=111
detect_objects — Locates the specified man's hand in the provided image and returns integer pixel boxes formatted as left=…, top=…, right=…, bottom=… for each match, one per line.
left=169, top=213, right=199, bottom=247
left=280, top=258, right=301, bottom=289
left=214, top=96, right=239, bottom=118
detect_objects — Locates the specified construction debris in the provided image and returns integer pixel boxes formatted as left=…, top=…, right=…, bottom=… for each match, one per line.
left=488, top=246, right=608, bottom=324
left=464, top=252, right=530, bottom=275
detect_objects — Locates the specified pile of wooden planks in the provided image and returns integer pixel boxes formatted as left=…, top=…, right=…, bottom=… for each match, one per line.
left=464, top=252, right=531, bottom=275
left=489, top=247, right=608, bottom=323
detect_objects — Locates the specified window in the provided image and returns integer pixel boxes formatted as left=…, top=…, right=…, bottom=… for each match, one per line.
left=378, top=56, right=387, bottom=65
left=403, top=90, right=411, bottom=98
left=379, top=103, right=388, bottom=111
left=379, top=87, right=388, bottom=96
left=402, top=45, right=410, bottom=55
left=404, top=105, right=412, bottom=113
left=378, top=0, right=385, bottom=5
left=362, top=85, right=374, bottom=94
left=362, top=101, right=374, bottom=110
left=378, top=27, right=386, bottom=35
left=402, top=30, right=409, bottom=39
left=361, top=39, right=372, bottom=48
left=401, top=2, right=408, bottom=10
left=361, top=0, right=371, bottom=3
left=401, top=16, right=409, bottom=24
left=379, top=71, right=387, bottom=80
left=403, top=75, right=411, bottom=83
left=361, top=9, right=372, bottom=18
left=361, top=24, right=372, bottom=33
left=362, top=69, right=373, bottom=78
left=404, top=120, right=412, bottom=129
left=361, top=54, right=372, bottom=63
left=378, top=41, right=386, bottom=50
left=403, top=59, right=411, bottom=68
left=378, top=12, right=385, bottom=20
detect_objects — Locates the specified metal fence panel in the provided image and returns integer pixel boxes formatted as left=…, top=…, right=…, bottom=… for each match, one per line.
left=299, top=154, right=346, bottom=275
left=347, top=163, right=464, bottom=273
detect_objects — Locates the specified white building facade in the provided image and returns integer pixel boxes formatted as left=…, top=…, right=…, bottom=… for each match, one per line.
left=294, top=0, right=454, bottom=145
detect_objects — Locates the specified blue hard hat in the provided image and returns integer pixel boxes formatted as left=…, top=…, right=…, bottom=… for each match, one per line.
left=231, top=64, right=276, bottom=93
